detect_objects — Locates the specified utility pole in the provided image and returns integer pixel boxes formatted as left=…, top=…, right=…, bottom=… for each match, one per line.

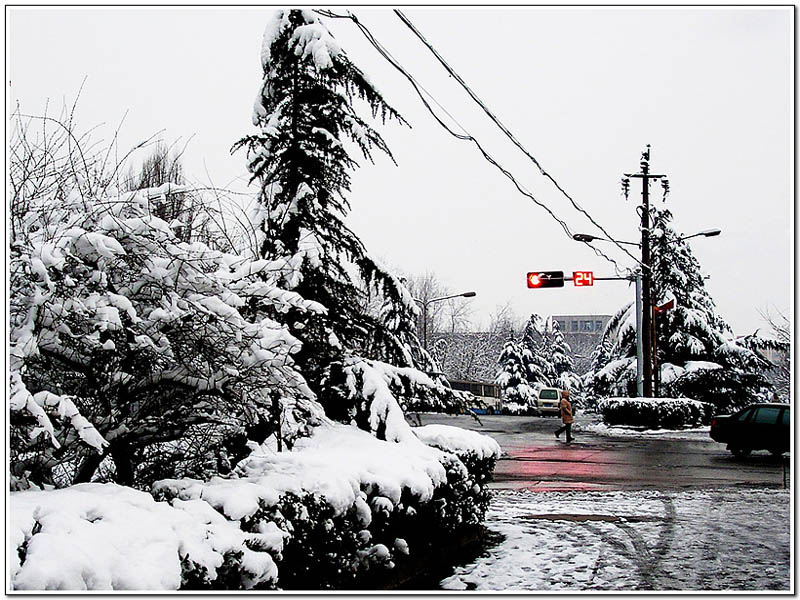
left=635, top=271, right=644, bottom=397
left=625, top=145, right=666, bottom=398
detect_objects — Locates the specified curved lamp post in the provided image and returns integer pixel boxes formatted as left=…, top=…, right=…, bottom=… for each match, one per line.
left=413, top=291, right=476, bottom=351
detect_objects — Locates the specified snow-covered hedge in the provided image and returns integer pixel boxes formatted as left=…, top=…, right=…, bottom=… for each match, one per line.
left=153, top=422, right=499, bottom=590
left=10, top=422, right=500, bottom=590
left=413, top=423, right=501, bottom=489
left=597, top=397, right=714, bottom=429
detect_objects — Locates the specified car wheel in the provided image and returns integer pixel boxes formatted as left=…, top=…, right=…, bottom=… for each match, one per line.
left=730, top=446, right=751, bottom=458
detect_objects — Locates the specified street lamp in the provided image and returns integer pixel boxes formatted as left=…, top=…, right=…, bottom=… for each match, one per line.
left=573, top=227, right=721, bottom=397
left=572, top=233, right=640, bottom=247
left=572, top=228, right=722, bottom=246
left=414, top=291, right=476, bottom=351
left=678, top=228, right=721, bottom=241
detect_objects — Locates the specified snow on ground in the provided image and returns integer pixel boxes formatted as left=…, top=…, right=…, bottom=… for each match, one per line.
left=9, top=483, right=278, bottom=590
left=441, top=488, right=790, bottom=591
left=579, top=420, right=713, bottom=442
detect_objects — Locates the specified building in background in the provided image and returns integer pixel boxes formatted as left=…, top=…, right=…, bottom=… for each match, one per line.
left=552, top=314, right=612, bottom=375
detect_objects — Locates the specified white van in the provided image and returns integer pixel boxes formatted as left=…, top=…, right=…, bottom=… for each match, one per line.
left=536, top=387, right=563, bottom=416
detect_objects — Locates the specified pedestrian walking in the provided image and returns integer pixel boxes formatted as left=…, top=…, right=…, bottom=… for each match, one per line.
left=554, top=389, right=574, bottom=443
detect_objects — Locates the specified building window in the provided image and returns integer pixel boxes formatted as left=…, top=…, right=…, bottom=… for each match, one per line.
left=571, top=321, right=578, bottom=331
left=596, top=320, right=603, bottom=331
left=581, top=320, right=594, bottom=332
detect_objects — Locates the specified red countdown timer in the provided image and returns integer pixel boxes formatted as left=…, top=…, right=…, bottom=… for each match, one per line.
left=573, top=271, right=594, bottom=286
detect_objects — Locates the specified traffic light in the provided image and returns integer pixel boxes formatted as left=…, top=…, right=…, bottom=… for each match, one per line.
left=527, top=271, right=564, bottom=288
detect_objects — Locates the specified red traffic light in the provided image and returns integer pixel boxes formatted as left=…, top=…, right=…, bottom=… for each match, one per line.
left=527, top=271, right=564, bottom=288
left=573, top=271, right=594, bottom=286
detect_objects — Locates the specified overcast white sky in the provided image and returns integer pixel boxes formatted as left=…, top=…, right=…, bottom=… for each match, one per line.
left=7, top=6, right=793, bottom=335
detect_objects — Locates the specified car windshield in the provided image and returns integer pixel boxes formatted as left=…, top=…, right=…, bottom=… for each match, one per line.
left=540, top=390, right=559, bottom=400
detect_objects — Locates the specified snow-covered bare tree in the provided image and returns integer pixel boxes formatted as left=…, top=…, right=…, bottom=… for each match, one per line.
left=592, top=207, right=772, bottom=412
left=432, top=303, right=519, bottom=382
left=740, top=308, right=790, bottom=401
left=403, top=271, right=450, bottom=343
left=9, top=106, right=323, bottom=490
left=124, top=142, right=195, bottom=243
left=233, top=10, right=460, bottom=426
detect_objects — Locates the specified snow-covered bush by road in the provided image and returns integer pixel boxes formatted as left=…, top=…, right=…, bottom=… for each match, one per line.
left=597, top=397, right=714, bottom=429
left=414, top=424, right=501, bottom=462
left=10, top=421, right=500, bottom=590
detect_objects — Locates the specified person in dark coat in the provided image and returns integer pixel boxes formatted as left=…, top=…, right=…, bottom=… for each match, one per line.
left=554, top=389, right=574, bottom=443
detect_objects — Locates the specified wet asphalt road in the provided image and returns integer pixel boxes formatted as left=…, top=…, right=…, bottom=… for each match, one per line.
left=416, top=413, right=790, bottom=492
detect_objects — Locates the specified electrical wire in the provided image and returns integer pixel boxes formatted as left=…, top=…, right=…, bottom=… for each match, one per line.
left=315, top=9, right=636, bottom=276
left=393, top=9, right=642, bottom=270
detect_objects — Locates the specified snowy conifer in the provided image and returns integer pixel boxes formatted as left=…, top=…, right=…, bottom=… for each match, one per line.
left=234, top=10, right=458, bottom=426
left=549, top=319, right=582, bottom=392
left=592, top=207, right=772, bottom=412
left=495, top=340, right=536, bottom=406
left=521, top=314, right=554, bottom=389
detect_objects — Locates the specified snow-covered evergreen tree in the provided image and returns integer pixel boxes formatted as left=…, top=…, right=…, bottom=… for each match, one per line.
left=495, top=340, right=536, bottom=406
left=521, top=314, right=554, bottom=390
left=234, top=10, right=458, bottom=427
left=549, top=319, right=582, bottom=393
left=582, top=334, right=614, bottom=409
left=592, top=207, right=772, bottom=412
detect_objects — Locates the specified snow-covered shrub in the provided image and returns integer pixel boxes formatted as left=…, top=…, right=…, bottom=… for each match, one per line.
left=9, top=483, right=279, bottom=590
left=415, top=424, right=500, bottom=487
left=152, top=421, right=499, bottom=589
left=597, top=397, right=714, bottom=429
left=9, top=108, right=324, bottom=490
left=412, top=425, right=500, bottom=540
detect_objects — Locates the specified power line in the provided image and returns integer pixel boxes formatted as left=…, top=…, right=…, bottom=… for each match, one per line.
left=315, top=9, right=636, bottom=275
left=393, top=9, right=642, bottom=268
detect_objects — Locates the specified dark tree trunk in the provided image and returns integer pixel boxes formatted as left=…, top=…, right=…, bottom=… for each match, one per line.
left=110, top=442, right=136, bottom=486
left=73, top=452, right=106, bottom=484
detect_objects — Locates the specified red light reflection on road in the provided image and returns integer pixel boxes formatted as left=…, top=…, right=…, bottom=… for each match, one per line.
left=493, top=444, right=630, bottom=492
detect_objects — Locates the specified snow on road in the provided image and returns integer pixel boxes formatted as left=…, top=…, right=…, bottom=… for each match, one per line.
left=442, top=488, right=790, bottom=591
left=579, top=420, right=713, bottom=442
